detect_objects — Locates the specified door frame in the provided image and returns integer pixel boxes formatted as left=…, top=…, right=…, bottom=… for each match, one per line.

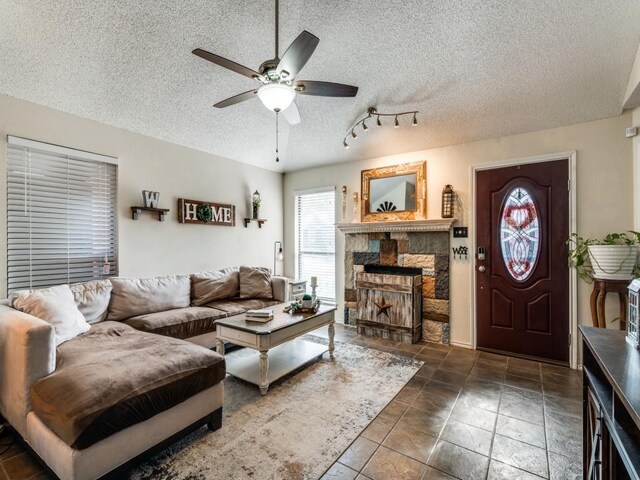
left=470, top=151, right=578, bottom=368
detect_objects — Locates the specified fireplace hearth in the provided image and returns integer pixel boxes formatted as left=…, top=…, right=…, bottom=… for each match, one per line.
left=337, top=220, right=453, bottom=344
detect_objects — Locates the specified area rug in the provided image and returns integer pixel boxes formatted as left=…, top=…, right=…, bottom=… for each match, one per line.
left=128, top=336, right=422, bottom=480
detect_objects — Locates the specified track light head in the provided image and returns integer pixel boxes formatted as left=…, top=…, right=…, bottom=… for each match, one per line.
left=363, top=119, right=369, bottom=131
left=412, top=113, right=417, bottom=126
left=343, top=140, right=350, bottom=149
left=394, top=115, right=399, bottom=128
left=376, top=116, right=382, bottom=127
left=351, top=130, right=357, bottom=139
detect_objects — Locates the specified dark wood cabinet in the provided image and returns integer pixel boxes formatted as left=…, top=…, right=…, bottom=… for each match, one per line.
left=581, top=326, right=640, bottom=480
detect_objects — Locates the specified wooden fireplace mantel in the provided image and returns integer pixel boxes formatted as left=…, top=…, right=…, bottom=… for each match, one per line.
left=335, top=219, right=455, bottom=234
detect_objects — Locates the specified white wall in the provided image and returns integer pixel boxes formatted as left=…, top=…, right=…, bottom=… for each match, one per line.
left=284, top=113, right=634, bottom=347
left=633, top=108, right=640, bottom=231
left=0, top=94, right=284, bottom=295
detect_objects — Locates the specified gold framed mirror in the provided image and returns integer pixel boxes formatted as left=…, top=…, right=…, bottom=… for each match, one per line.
left=361, top=161, right=426, bottom=222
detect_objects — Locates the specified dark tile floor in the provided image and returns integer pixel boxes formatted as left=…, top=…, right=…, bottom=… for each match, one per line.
left=0, top=324, right=583, bottom=480
left=317, top=325, right=583, bottom=480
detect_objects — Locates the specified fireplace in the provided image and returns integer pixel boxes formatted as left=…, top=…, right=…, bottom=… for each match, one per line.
left=356, top=266, right=422, bottom=343
left=337, top=219, right=453, bottom=344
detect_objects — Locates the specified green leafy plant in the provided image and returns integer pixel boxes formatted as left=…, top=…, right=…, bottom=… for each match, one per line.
left=302, top=294, right=312, bottom=301
left=196, top=204, right=212, bottom=223
left=567, top=231, right=640, bottom=282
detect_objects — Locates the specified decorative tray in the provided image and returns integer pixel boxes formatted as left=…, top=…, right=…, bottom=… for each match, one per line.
left=284, top=300, right=321, bottom=314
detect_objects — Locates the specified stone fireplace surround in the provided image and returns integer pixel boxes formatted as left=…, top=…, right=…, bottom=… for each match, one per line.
left=337, top=219, right=454, bottom=344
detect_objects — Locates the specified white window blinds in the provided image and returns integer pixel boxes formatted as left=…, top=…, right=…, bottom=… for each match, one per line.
left=294, top=187, right=336, bottom=303
left=6, top=136, right=118, bottom=293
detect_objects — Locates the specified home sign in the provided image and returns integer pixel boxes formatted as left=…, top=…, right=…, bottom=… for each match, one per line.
left=177, top=198, right=236, bottom=226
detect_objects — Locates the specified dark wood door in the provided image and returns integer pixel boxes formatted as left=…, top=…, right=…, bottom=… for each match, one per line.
left=476, top=160, right=569, bottom=363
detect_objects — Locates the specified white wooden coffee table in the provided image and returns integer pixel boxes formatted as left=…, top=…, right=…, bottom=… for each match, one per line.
left=215, top=303, right=337, bottom=395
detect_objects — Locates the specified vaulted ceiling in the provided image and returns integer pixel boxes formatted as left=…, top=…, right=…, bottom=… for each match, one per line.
left=1, top=0, right=639, bottom=172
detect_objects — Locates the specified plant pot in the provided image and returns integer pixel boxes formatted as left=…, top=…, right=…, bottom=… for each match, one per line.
left=302, top=300, right=313, bottom=309
left=588, top=245, right=639, bottom=280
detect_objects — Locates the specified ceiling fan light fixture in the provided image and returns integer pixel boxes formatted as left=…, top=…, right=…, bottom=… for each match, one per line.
left=257, top=83, right=296, bottom=112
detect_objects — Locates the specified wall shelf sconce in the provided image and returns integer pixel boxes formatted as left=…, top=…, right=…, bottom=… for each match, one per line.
left=343, top=107, right=419, bottom=149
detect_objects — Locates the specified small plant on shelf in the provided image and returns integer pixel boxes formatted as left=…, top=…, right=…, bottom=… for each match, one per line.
left=567, top=231, right=640, bottom=282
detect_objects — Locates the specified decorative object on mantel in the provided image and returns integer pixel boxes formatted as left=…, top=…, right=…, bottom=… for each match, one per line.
left=252, top=190, right=261, bottom=219
left=177, top=198, right=235, bottom=226
left=441, top=184, right=455, bottom=219
left=131, top=206, right=170, bottom=221
left=361, top=161, right=426, bottom=222
left=142, top=190, right=160, bottom=208
left=627, top=279, right=640, bottom=347
left=353, top=192, right=360, bottom=222
left=342, top=107, right=418, bottom=149
left=341, top=186, right=347, bottom=221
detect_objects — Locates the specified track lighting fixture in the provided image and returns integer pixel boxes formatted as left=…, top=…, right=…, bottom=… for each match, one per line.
left=341, top=107, right=418, bottom=149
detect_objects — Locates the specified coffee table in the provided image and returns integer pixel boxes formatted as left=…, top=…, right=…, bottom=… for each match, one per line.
left=215, top=303, right=336, bottom=395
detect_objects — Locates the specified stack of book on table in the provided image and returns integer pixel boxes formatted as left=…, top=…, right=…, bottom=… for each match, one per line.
left=245, top=308, right=275, bottom=322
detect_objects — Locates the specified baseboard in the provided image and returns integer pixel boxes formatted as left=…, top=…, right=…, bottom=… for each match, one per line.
left=449, top=340, right=473, bottom=349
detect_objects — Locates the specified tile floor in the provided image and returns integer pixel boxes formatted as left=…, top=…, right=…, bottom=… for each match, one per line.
left=0, top=324, right=583, bottom=480
left=318, top=325, right=583, bottom=480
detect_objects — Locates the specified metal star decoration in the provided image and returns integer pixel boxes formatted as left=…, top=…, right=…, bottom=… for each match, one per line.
left=375, top=298, right=393, bottom=318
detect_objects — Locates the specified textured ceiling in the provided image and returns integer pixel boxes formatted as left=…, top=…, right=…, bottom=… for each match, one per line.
left=1, top=0, right=639, bottom=172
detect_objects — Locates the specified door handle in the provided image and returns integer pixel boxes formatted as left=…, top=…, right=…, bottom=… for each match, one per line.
left=477, top=266, right=486, bottom=273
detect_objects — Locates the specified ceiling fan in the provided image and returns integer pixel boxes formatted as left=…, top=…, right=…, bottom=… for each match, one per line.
left=192, top=0, right=358, bottom=126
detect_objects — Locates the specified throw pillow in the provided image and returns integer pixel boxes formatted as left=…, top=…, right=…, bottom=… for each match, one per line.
left=239, top=266, right=273, bottom=299
left=70, top=280, right=113, bottom=324
left=191, top=270, right=240, bottom=306
left=12, top=284, right=90, bottom=345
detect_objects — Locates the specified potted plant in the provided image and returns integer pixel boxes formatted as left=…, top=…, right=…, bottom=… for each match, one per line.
left=567, top=231, right=640, bottom=282
left=301, top=294, right=314, bottom=309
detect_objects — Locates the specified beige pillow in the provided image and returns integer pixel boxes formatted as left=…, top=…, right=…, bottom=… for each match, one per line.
left=191, top=271, right=239, bottom=306
left=70, top=280, right=113, bottom=324
left=239, top=266, right=273, bottom=299
left=12, top=284, right=90, bottom=345
left=108, top=275, right=190, bottom=321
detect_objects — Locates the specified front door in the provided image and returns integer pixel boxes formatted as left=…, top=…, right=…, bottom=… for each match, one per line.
left=476, top=159, right=569, bottom=363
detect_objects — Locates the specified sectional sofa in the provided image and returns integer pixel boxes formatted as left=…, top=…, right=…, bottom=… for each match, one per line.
left=0, top=266, right=289, bottom=480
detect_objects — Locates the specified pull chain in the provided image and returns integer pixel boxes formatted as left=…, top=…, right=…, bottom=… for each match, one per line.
left=275, top=112, right=280, bottom=162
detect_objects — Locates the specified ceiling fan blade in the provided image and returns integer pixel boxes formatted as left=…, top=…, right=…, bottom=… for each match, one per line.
left=295, top=80, right=358, bottom=97
left=192, top=48, right=262, bottom=80
left=282, top=100, right=301, bottom=125
left=213, top=90, right=258, bottom=108
left=276, top=31, right=319, bottom=79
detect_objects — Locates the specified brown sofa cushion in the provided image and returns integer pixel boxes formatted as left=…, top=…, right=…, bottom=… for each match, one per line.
left=239, top=266, right=273, bottom=299
left=123, top=306, right=227, bottom=339
left=206, top=298, right=279, bottom=316
left=191, top=271, right=239, bottom=306
left=30, top=322, right=225, bottom=449
left=108, top=275, right=190, bottom=321
left=70, top=280, right=112, bottom=324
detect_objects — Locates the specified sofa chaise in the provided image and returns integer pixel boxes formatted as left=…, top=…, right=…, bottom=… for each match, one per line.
left=0, top=266, right=289, bottom=480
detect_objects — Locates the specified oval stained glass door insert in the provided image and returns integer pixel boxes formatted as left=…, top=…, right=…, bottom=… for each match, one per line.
left=500, top=187, right=540, bottom=281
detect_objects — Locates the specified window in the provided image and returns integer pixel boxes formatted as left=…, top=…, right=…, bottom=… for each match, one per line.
left=6, top=136, right=118, bottom=293
left=294, top=187, right=336, bottom=303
